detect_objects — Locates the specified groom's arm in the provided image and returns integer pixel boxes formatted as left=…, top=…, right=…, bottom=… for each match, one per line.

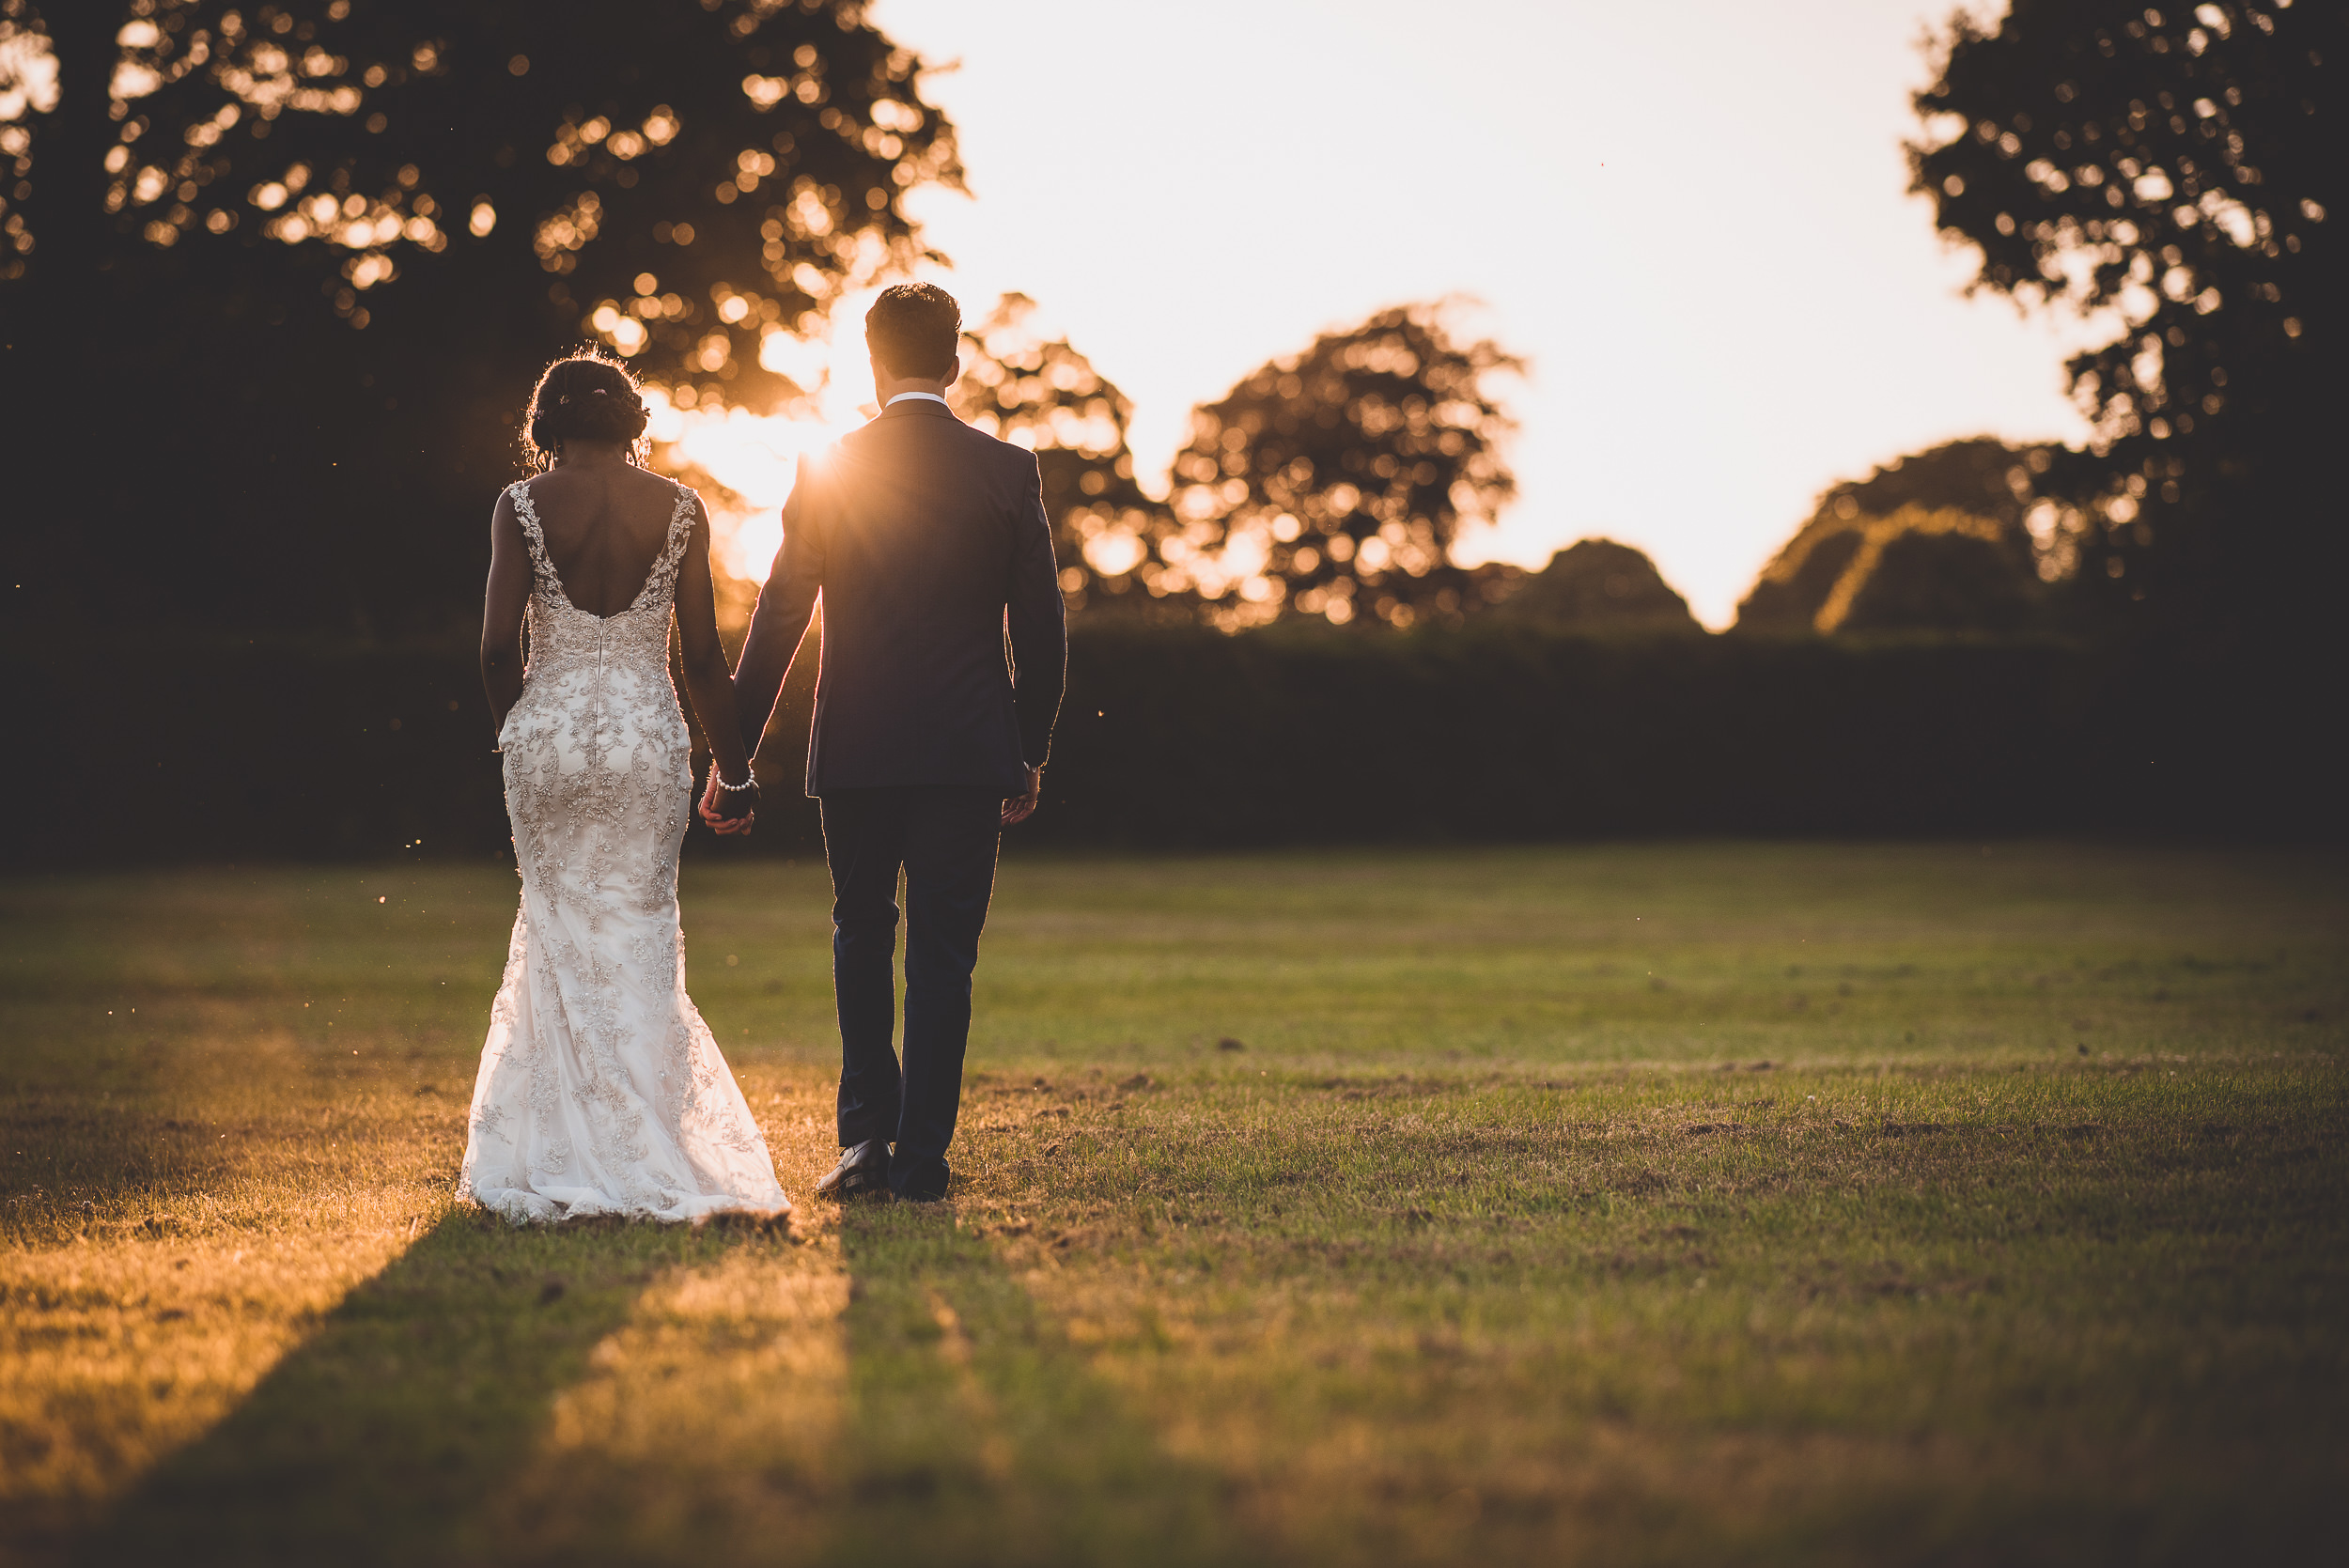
left=733, top=454, right=825, bottom=758
left=1003, top=454, right=1067, bottom=772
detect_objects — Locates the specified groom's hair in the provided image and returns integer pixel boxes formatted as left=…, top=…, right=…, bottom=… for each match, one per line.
left=865, top=283, right=960, bottom=381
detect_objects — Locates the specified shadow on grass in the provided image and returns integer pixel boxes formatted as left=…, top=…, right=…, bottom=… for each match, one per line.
left=80, top=1210, right=764, bottom=1568
left=826, top=1200, right=1252, bottom=1568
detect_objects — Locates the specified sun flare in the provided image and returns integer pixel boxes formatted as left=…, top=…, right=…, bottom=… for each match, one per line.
left=647, top=393, right=857, bottom=586
left=644, top=290, right=894, bottom=591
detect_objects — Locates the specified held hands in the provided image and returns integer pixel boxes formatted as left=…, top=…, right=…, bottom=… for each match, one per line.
left=1002, top=766, right=1043, bottom=826
left=698, top=767, right=760, bottom=836
left=698, top=766, right=1029, bottom=831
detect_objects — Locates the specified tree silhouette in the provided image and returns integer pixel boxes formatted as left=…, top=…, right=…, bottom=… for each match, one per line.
left=946, top=294, right=1189, bottom=622
left=0, top=0, right=957, bottom=633
left=1168, top=304, right=1519, bottom=628
left=1735, top=440, right=2051, bottom=635
left=1494, top=540, right=1703, bottom=634
left=1908, top=0, right=2333, bottom=639
left=4, top=0, right=956, bottom=390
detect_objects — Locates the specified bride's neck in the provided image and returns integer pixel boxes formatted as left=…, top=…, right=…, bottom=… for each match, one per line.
left=552, top=441, right=632, bottom=470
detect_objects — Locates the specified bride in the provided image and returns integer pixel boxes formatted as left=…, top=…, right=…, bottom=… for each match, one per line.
left=459, top=353, right=788, bottom=1223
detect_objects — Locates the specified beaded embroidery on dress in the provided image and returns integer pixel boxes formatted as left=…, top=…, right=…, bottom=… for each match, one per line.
left=459, top=478, right=788, bottom=1223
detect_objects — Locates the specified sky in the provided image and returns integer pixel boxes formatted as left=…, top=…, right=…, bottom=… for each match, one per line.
left=827, top=0, right=2093, bottom=628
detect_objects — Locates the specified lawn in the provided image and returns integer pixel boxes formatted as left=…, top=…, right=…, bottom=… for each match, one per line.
left=2, top=843, right=2343, bottom=1565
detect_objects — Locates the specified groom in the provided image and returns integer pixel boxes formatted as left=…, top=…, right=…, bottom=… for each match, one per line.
left=723, top=283, right=1066, bottom=1203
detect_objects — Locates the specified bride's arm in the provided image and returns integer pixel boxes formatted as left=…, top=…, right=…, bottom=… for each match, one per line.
left=675, top=496, right=758, bottom=826
left=733, top=453, right=823, bottom=759
left=479, top=492, right=531, bottom=734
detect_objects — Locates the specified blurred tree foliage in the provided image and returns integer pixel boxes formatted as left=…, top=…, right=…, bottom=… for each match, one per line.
left=1493, top=540, right=1703, bottom=634
left=947, top=294, right=1190, bottom=623
left=1735, top=439, right=2052, bottom=635
left=1168, top=304, right=1520, bottom=629
left=1908, top=0, right=2334, bottom=647
left=0, top=0, right=955, bottom=633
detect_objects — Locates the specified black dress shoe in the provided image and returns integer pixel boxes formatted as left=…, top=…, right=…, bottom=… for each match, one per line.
left=816, top=1140, right=891, bottom=1200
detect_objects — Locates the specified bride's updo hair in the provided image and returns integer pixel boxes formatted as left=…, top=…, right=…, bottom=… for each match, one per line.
left=524, top=352, right=651, bottom=467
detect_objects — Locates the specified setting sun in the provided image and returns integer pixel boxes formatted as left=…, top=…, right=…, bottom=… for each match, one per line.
left=644, top=285, right=902, bottom=594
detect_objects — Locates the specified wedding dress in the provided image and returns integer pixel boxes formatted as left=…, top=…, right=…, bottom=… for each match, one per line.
left=459, top=477, right=788, bottom=1223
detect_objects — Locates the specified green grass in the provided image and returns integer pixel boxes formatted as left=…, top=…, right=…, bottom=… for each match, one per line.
left=2, top=843, right=2343, bottom=1565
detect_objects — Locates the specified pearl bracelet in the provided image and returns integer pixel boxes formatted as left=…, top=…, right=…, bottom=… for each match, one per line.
left=711, top=771, right=756, bottom=794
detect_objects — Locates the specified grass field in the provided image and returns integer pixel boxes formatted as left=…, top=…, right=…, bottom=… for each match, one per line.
left=3, top=843, right=2344, bottom=1566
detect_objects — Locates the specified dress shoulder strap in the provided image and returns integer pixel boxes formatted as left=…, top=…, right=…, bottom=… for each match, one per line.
left=634, top=482, right=699, bottom=609
left=506, top=481, right=560, bottom=592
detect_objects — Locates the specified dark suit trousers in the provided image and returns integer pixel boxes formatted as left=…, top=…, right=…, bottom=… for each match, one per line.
left=820, top=786, right=1001, bottom=1197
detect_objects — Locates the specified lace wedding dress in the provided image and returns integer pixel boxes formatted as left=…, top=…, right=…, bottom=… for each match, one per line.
left=459, top=478, right=789, bottom=1224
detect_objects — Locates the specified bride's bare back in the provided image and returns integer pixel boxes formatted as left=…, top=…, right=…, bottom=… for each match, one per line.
left=517, top=462, right=693, bottom=617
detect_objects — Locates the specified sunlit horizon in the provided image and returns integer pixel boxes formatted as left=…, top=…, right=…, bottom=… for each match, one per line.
left=611, top=0, right=2112, bottom=629
left=4, top=1, right=2112, bottom=627
left=850, top=0, right=2093, bottom=629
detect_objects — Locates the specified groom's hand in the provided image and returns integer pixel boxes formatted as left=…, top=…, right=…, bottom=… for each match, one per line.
left=1002, top=767, right=1042, bottom=826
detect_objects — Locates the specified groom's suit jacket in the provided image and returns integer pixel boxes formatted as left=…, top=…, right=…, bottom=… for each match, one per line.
left=733, top=396, right=1066, bottom=796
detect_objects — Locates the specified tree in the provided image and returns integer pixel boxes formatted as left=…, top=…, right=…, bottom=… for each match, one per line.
left=1735, top=439, right=2051, bottom=635
left=4, top=0, right=957, bottom=385
left=1493, top=540, right=1703, bottom=634
left=1168, top=303, right=1519, bottom=629
left=946, top=294, right=1189, bottom=621
left=1907, top=0, right=2335, bottom=643
left=0, top=0, right=957, bottom=632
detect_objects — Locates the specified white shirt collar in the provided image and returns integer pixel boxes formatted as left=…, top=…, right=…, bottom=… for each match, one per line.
left=884, top=391, right=949, bottom=409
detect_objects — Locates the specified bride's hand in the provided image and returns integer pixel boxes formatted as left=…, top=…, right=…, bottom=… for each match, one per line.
left=699, top=770, right=758, bottom=835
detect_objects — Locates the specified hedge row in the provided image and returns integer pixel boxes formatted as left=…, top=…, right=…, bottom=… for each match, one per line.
left=0, top=624, right=2320, bottom=867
